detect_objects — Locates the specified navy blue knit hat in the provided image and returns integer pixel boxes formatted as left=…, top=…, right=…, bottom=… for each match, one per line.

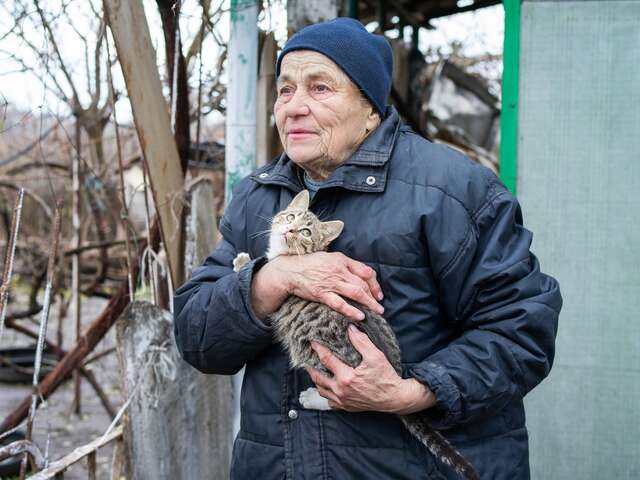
left=276, top=17, right=393, bottom=115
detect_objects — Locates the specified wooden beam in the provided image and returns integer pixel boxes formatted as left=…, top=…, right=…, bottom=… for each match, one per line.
left=421, top=0, right=502, bottom=22
left=28, top=426, right=122, bottom=480
left=104, top=0, right=185, bottom=287
left=0, top=440, right=46, bottom=470
left=256, top=32, right=278, bottom=167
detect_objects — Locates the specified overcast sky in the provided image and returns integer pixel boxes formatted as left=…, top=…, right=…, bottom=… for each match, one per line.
left=0, top=2, right=503, bottom=124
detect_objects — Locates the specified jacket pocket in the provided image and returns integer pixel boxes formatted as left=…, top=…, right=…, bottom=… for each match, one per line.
left=230, top=436, right=286, bottom=480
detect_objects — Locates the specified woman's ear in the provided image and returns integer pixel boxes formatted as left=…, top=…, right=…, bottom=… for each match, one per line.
left=365, top=108, right=381, bottom=133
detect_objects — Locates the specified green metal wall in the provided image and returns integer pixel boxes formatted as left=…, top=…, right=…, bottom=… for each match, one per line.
left=516, top=1, right=640, bottom=478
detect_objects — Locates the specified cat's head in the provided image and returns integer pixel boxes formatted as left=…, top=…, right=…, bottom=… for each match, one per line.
left=266, top=190, right=344, bottom=260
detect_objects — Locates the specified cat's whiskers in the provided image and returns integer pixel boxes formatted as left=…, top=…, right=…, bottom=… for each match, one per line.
left=250, top=229, right=272, bottom=239
left=255, top=213, right=274, bottom=224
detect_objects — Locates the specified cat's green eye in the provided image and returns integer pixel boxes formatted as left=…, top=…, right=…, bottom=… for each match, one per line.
left=300, top=228, right=311, bottom=237
left=286, top=214, right=295, bottom=222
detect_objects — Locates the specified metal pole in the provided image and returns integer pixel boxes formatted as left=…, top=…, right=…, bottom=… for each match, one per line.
left=72, top=119, right=82, bottom=415
left=225, top=0, right=258, bottom=205
left=226, top=0, right=258, bottom=442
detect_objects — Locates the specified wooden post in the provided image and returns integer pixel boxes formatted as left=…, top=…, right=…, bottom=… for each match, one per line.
left=256, top=32, right=278, bottom=167
left=116, top=301, right=232, bottom=479
left=104, top=0, right=185, bottom=288
left=286, top=0, right=338, bottom=34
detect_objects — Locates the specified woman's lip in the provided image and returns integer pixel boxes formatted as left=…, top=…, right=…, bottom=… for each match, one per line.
left=288, top=131, right=316, bottom=139
left=288, top=128, right=314, bottom=134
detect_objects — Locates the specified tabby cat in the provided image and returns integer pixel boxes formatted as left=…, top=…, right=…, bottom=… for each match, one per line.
left=233, top=190, right=479, bottom=480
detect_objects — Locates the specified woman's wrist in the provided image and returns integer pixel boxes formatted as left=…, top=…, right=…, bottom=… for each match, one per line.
left=392, top=378, right=437, bottom=415
left=250, top=257, right=292, bottom=319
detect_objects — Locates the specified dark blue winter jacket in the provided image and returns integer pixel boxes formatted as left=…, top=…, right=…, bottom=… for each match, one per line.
left=173, top=107, right=562, bottom=479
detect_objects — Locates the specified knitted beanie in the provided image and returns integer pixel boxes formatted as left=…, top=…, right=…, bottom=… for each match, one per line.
left=276, top=17, right=393, bottom=115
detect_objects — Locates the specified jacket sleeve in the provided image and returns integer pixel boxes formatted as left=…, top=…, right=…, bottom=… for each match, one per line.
left=410, top=182, right=562, bottom=429
left=173, top=182, right=273, bottom=375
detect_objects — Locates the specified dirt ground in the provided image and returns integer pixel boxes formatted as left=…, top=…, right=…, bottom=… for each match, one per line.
left=1, top=297, right=124, bottom=479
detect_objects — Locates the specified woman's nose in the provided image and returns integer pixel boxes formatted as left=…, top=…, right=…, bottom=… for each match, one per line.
left=284, top=90, right=310, bottom=117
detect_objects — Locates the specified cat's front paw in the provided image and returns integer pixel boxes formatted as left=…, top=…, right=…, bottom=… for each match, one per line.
left=299, top=387, right=331, bottom=411
left=233, top=252, right=251, bottom=272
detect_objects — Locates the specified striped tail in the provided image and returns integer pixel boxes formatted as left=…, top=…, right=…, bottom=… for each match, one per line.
left=400, top=414, right=479, bottom=480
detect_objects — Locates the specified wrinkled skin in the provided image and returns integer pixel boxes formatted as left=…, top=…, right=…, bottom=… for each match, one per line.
left=274, top=50, right=380, bottom=181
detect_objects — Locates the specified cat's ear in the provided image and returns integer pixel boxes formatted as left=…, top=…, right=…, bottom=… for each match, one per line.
left=288, top=190, right=310, bottom=211
left=320, top=220, right=344, bottom=245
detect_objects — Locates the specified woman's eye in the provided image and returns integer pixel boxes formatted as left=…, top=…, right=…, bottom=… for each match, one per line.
left=300, top=228, right=311, bottom=237
left=313, top=84, right=330, bottom=93
left=279, top=86, right=293, bottom=96
left=286, top=214, right=295, bottom=222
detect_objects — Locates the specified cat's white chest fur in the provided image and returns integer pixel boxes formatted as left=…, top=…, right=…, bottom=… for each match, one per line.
left=266, top=231, right=288, bottom=260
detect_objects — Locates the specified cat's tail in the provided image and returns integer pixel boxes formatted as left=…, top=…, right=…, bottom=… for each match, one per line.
left=400, top=414, right=479, bottom=480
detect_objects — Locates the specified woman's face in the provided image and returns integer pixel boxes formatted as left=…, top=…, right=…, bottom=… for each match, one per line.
left=274, top=50, right=380, bottom=180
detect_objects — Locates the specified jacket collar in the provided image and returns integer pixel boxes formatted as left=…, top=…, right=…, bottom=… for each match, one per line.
left=251, top=106, right=401, bottom=194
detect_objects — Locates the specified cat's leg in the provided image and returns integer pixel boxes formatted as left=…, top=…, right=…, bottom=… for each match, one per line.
left=299, top=387, right=331, bottom=411
left=232, top=252, right=251, bottom=272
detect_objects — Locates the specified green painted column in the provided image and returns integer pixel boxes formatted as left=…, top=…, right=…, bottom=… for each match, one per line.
left=500, top=0, right=520, bottom=194
left=226, top=0, right=258, bottom=204
left=226, top=0, right=258, bottom=445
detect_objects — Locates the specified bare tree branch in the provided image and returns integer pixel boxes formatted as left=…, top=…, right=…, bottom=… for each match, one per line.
left=33, top=0, right=81, bottom=108
left=185, top=0, right=213, bottom=67
left=0, top=181, right=53, bottom=218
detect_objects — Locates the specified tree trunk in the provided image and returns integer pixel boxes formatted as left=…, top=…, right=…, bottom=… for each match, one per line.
left=156, top=0, right=191, bottom=169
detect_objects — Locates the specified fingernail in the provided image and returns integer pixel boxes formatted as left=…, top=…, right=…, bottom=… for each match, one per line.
left=348, top=324, right=358, bottom=334
left=377, top=292, right=384, bottom=301
left=357, top=311, right=365, bottom=320
left=377, top=306, right=385, bottom=314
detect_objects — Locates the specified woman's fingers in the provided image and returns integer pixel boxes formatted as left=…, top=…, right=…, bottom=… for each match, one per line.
left=286, top=252, right=385, bottom=318
left=317, top=385, right=342, bottom=408
left=307, top=366, right=336, bottom=390
left=319, top=292, right=365, bottom=320
left=335, top=279, right=384, bottom=315
left=345, top=258, right=383, bottom=301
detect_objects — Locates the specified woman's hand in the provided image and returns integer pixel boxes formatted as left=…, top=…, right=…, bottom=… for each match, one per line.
left=307, top=325, right=437, bottom=414
left=251, top=252, right=384, bottom=320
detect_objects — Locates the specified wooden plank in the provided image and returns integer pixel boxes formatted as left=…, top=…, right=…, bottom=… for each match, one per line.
left=116, top=300, right=232, bottom=479
left=256, top=32, right=278, bottom=167
left=286, top=0, right=338, bottom=33
left=104, top=0, right=185, bottom=287
left=183, top=179, right=219, bottom=278
left=28, top=426, right=122, bottom=480
left=87, top=451, right=96, bottom=480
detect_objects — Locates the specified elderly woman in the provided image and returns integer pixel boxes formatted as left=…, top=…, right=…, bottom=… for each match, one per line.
left=174, top=18, right=561, bottom=480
